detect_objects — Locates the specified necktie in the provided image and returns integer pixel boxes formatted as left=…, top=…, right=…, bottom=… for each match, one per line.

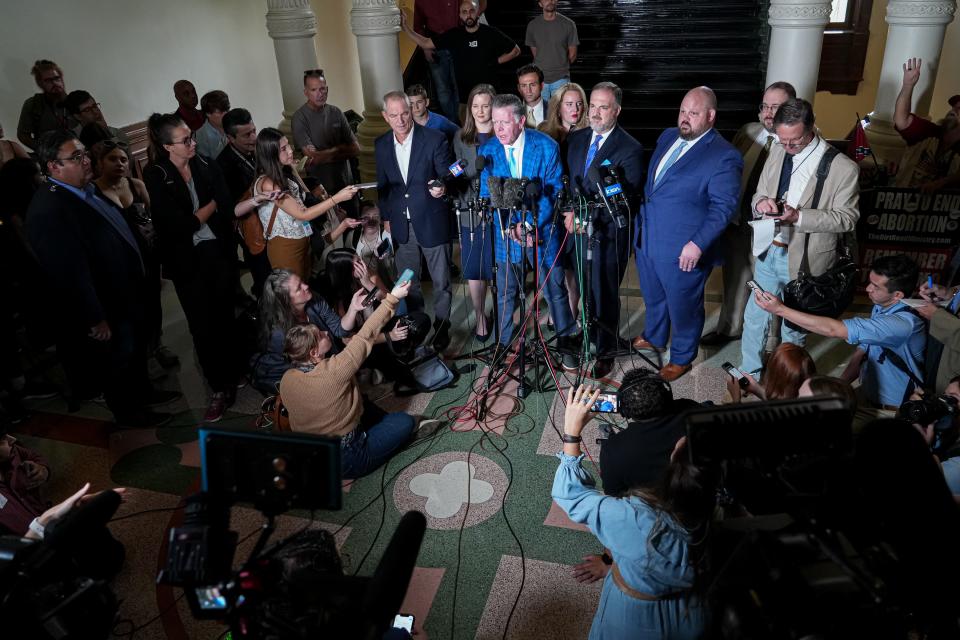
left=527, top=107, right=537, bottom=127
left=741, top=135, right=774, bottom=220
left=583, top=134, right=603, bottom=177
left=776, top=151, right=794, bottom=201
left=654, top=140, right=687, bottom=186
left=507, top=147, right=519, bottom=178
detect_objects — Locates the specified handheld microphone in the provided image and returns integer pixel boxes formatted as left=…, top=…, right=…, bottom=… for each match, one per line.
left=486, top=176, right=504, bottom=209
left=589, top=167, right=626, bottom=230
left=448, top=159, right=467, bottom=177
left=475, top=155, right=488, bottom=173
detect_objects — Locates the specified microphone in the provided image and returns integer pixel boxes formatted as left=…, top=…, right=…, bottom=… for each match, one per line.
left=448, top=159, right=467, bottom=177
left=502, top=178, right=525, bottom=210
left=486, top=176, right=504, bottom=209
left=589, top=166, right=626, bottom=230
left=475, top=155, right=488, bottom=173
left=360, top=510, right=426, bottom=637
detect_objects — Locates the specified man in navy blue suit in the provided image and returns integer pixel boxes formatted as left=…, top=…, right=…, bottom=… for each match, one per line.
left=564, top=82, right=644, bottom=379
left=375, top=91, right=454, bottom=350
left=632, top=87, right=743, bottom=381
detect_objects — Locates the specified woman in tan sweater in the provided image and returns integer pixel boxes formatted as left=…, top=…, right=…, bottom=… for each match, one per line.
left=279, top=280, right=416, bottom=478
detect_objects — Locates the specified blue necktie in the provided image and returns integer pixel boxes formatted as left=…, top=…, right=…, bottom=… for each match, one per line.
left=654, top=141, right=687, bottom=186
left=583, top=134, right=603, bottom=177
left=507, top=147, right=519, bottom=178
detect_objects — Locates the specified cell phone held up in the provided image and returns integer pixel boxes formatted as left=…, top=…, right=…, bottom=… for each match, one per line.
left=722, top=362, right=749, bottom=389
left=590, top=393, right=619, bottom=413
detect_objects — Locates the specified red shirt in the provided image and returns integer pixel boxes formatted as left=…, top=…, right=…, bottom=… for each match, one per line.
left=897, top=113, right=943, bottom=146
left=177, top=105, right=206, bottom=132
left=413, top=0, right=460, bottom=36
left=0, top=444, right=50, bottom=536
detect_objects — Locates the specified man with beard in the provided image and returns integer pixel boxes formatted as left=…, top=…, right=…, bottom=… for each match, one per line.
left=524, top=0, right=579, bottom=101
left=401, top=0, right=519, bottom=116
left=893, top=57, right=960, bottom=191
left=702, top=81, right=796, bottom=347
left=17, top=60, right=76, bottom=149
left=564, top=82, right=644, bottom=378
left=63, top=90, right=131, bottom=148
left=631, top=87, right=742, bottom=381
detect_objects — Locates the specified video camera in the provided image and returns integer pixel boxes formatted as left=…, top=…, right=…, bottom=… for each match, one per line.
left=158, top=428, right=426, bottom=639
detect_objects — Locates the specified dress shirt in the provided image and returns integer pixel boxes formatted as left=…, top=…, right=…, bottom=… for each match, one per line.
left=504, top=129, right=527, bottom=178
left=526, top=101, right=544, bottom=127
left=842, top=301, right=927, bottom=406
left=394, top=129, right=414, bottom=219
left=775, top=135, right=826, bottom=243
left=654, top=128, right=710, bottom=181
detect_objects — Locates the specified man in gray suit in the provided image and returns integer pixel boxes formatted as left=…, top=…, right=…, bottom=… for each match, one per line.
left=702, top=81, right=795, bottom=346
left=739, top=98, right=860, bottom=377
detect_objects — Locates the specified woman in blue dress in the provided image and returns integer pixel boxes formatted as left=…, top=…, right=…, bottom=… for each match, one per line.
left=452, top=83, right=496, bottom=342
left=553, top=385, right=716, bottom=639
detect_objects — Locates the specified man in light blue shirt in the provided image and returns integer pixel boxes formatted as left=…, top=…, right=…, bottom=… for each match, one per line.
left=755, top=254, right=926, bottom=412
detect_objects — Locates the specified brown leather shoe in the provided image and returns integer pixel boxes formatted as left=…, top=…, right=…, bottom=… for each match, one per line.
left=659, top=362, right=692, bottom=382
left=592, top=357, right=615, bottom=380
left=631, top=336, right=664, bottom=352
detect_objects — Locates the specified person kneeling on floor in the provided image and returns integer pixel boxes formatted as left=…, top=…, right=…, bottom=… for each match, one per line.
left=279, top=278, right=439, bottom=478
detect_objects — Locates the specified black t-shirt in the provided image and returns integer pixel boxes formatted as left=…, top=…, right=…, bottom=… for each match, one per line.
left=599, top=399, right=701, bottom=497
left=434, top=24, right=516, bottom=102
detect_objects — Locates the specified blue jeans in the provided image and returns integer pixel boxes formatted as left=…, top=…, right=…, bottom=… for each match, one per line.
left=543, top=78, right=570, bottom=102
left=427, top=49, right=460, bottom=125
left=340, top=398, right=416, bottom=479
left=496, top=246, right=576, bottom=345
left=740, top=245, right=806, bottom=376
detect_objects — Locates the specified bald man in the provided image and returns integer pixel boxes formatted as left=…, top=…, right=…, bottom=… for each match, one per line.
left=173, top=79, right=205, bottom=131
left=631, top=87, right=743, bottom=381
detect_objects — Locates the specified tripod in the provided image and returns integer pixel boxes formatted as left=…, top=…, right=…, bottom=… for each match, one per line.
left=453, top=199, right=502, bottom=364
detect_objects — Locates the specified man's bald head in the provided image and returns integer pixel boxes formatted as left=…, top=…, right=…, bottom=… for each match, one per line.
left=677, top=86, right=717, bottom=141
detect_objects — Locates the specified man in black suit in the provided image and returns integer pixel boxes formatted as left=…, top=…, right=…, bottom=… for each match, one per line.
left=564, top=82, right=644, bottom=378
left=375, top=90, right=454, bottom=350
left=25, top=130, right=178, bottom=428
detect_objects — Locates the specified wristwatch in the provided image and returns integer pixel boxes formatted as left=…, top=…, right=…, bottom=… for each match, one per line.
left=561, top=433, right=582, bottom=444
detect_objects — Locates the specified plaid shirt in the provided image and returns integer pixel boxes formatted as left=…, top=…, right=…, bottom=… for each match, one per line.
left=478, top=129, right=564, bottom=263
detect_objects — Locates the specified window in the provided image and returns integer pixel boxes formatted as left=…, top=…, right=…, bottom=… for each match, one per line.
left=818, top=0, right=872, bottom=95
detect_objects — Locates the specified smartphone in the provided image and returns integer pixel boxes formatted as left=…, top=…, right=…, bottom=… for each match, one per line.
left=355, top=182, right=378, bottom=190
left=427, top=179, right=443, bottom=189
left=195, top=586, right=228, bottom=611
left=361, top=287, right=379, bottom=308
left=590, top=393, right=619, bottom=413
left=395, top=268, right=415, bottom=288
left=746, top=280, right=765, bottom=294
left=375, top=237, right=392, bottom=258
left=393, top=613, right=415, bottom=633
left=722, top=362, right=749, bottom=389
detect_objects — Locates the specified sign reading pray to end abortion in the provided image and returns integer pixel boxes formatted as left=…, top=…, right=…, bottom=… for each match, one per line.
left=857, top=188, right=960, bottom=290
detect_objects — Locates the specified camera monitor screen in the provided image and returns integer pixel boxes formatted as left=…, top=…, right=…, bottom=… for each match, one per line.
left=199, top=428, right=342, bottom=513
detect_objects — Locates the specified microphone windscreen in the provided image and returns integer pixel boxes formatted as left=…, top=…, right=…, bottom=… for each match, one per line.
left=502, top=178, right=522, bottom=208
left=587, top=166, right=602, bottom=186
left=475, top=155, right=487, bottom=173
left=361, top=510, right=426, bottom=631
left=487, top=176, right=504, bottom=208
left=524, top=179, right=542, bottom=199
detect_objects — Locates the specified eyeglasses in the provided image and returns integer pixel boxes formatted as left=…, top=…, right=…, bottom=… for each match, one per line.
left=759, top=103, right=782, bottom=114
left=170, top=133, right=196, bottom=146
left=40, top=74, right=63, bottom=85
left=56, top=150, right=89, bottom=164
left=781, top=132, right=813, bottom=149
left=79, top=102, right=102, bottom=114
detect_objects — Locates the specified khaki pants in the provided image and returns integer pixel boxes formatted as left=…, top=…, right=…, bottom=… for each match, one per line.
left=267, top=235, right=312, bottom=280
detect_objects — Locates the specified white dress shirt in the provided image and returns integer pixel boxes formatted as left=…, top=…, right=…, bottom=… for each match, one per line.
left=394, top=128, right=414, bottom=218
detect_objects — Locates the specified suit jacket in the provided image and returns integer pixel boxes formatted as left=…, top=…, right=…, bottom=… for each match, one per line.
left=640, top=128, right=743, bottom=266
left=731, top=121, right=772, bottom=226
left=478, top=128, right=564, bottom=262
left=566, top=125, right=645, bottom=221
left=374, top=124, right=453, bottom=248
left=25, top=181, right=145, bottom=330
left=750, top=137, right=860, bottom=279
left=143, top=155, right=233, bottom=280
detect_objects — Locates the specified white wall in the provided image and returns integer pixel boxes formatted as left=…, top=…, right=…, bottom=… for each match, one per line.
left=0, top=0, right=284, bottom=147
left=311, top=0, right=364, bottom=116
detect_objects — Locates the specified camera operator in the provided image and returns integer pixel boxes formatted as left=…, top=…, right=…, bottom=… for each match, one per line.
left=908, top=375, right=960, bottom=496
left=755, top=254, right=926, bottom=419
left=916, top=280, right=960, bottom=394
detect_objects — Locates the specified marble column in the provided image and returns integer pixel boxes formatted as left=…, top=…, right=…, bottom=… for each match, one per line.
left=265, top=0, right=321, bottom=135
left=351, top=0, right=405, bottom=183
left=865, top=0, right=957, bottom=164
left=765, top=0, right=833, bottom=101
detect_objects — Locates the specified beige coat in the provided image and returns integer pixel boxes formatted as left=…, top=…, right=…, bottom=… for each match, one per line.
left=930, top=305, right=960, bottom=393
left=750, top=138, right=860, bottom=280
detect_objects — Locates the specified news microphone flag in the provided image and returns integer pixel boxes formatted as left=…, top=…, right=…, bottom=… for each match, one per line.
left=849, top=115, right=872, bottom=162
